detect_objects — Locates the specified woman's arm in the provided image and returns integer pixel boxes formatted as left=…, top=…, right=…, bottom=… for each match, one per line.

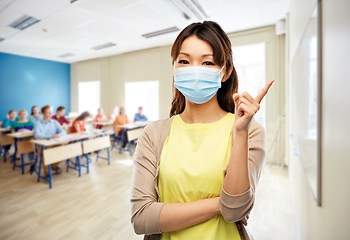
left=131, top=120, right=221, bottom=235
left=223, top=129, right=250, bottom=195
left=220, top=81, right=273, bottom=222
left=74, top=123, right=81, bottom=133
left=159, top=197, right=220, bottom=233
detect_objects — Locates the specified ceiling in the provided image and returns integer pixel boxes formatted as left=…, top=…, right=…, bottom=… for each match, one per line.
left=0, top=0, right=290, bottom=63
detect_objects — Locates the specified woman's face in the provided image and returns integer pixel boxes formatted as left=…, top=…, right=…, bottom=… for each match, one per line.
left=33, top=107, right=39, bottom=115
left=9, top=111, right=17, bottom=120
left=174, top=35, right=225, bottom=81
left=19, top=111, right=27, bottom=121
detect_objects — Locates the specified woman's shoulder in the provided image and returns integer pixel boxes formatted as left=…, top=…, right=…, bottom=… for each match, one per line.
left=141, top=117, right=173, bottom=142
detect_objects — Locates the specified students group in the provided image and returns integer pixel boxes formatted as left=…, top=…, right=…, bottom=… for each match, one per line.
left=2, top=105, right=148, bottom=175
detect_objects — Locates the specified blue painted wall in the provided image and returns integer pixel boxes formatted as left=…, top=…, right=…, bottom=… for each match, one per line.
left=0, top=52, right=70, bottom=121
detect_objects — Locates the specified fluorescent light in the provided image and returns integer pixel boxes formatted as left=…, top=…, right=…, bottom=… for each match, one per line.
left=9, top=15, right=40, bottom=31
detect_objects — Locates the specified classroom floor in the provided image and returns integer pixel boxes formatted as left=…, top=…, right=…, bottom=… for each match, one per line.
left=0, top=149, right=298, bottom=240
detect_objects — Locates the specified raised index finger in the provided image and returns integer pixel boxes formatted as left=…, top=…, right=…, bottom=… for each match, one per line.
left=255, top=79, right=274, bottom=104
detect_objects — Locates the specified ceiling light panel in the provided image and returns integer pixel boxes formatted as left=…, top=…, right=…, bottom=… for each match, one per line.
left=142, top=26, right=180, bottom=38
left=9, top=0, right=67, bottom=19
left=91, top=42, right=116, bottom=50
left=9, top=15, right=41, bottom=30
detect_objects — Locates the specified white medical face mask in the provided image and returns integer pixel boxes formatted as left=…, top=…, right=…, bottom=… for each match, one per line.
left=174, top=65, right=225, bottom=104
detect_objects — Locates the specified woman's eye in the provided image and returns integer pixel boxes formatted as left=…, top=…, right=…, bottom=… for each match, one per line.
left=178, top=60, right=189, bottom=64
left=203, top=61, right=214, bottom=66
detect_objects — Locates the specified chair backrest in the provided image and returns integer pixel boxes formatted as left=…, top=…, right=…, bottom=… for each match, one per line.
left=67, top=126, right=73, bottom=134
left=82, top=136, right=110, bottom=154
left=0, top=134, right=14, bottom=146
left=127, top=128, right=143, bottom=142
left=43, top=142, right=82, bottom=166
left=17, top=140, right=35, bottom=154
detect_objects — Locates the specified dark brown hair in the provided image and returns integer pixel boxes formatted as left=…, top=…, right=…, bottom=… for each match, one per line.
left=41, top=105, right=51, bottom=114
left=169, top=21, right=239, bottom=117
left=31, top=106, right=39, bottom=115
left=57, top=106, right=65, bottom=112
left=8, top=110, right=17, bottom=114
left=75, top=111, right=90, bottom=121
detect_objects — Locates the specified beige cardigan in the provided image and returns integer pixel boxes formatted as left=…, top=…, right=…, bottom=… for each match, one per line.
left=130, top=116, right=266, bottom=240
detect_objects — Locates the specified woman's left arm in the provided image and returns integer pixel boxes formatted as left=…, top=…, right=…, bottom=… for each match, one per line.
left=220, top=79, right=273, bottom=222
left=220, top=120, right=266, bottom=222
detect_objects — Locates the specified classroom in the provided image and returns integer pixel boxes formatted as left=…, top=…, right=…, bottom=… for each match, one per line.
left=0, top=0, right=349, bottom=240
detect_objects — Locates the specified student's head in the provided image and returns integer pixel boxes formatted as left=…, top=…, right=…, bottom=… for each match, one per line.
left=113, top=106, right=119, bottom=114
left=8, top=110, right=17, bottom=120
left=138, top=107, right=143, bottom=115
left=98, top=108, right=104, bottom=116
left=56, top=106, right=66, bottom=117
left=18, top=109, right=27, bottom=121
left=75, top=111, right=90, bottom=121
left=119, top=107, right=125, bottom=115
left=41, top=105, right=52, bottom=120
left=170, top=21, right=238, bottom=117
left=31, top=106, right=40, bottom=116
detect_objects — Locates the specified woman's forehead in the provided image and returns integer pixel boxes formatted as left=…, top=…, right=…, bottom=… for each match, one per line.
left=179, top=36, right=213, bottom=56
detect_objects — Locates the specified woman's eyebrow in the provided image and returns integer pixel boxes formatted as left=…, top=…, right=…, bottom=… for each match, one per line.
left=178, top=52, right=213, bottom=57
left=179, top=52, right=190, bottom=56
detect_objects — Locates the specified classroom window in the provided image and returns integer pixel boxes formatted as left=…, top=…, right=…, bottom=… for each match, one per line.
left=232, top=42, right=266, bottom=128
left=125, top=81, right=159, bottom=121
left=78, top=81, right=100, bottom=115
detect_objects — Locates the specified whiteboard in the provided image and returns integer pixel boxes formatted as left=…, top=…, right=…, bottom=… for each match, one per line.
left=290, top=2, right=322, bottom=206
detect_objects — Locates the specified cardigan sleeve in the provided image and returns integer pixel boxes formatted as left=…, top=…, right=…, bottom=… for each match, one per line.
left=130, top=122, right=165, bottom=235
left=219, top=119, right=267, bottom=222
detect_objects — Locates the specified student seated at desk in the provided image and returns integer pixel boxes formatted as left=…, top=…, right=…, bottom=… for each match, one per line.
left=28, top=106, right=43, bottom=123
left=2, top=110, right=19, bottom=157
left=113, top=107, right=129, bottom=148
left=110, top=106, right=119, bottom=121
left=52, top=106, right=70, bottom=126
left=93, top=108, right=107, bottom=129
left=72, top=111, right=90, bottom=133
left=3, top=110, right=19, bottom=128
left=11, top=109, right=35, bottom=171
left=34, top=105, right=66, bottom=176
left=134, top=106, right=148, bottom=122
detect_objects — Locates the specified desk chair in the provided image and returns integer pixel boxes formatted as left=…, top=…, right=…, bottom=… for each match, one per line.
left=0, top=133, right=13, bottom=162
left=126, top=128, right=143, bottom=156
left=83, top=136, right=111, bottom=165
left=13, top=140, right=35, bottom=174
left=43, top=142, right=82, bottom=188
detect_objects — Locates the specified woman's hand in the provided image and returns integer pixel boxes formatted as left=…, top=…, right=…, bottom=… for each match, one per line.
left=233, top=79, right=274, bottom=132
left=51, top=134, right=62, bottom=139
left=241, top=213, right=250, bottom=226
left=18, top=129, right=29, bottom=133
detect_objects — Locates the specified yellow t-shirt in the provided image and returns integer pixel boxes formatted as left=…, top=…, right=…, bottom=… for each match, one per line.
left=158, top=113, right=241, bottom=240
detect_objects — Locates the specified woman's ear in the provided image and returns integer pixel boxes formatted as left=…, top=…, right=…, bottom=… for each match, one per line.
left=221, top=66, right=233, bottom=83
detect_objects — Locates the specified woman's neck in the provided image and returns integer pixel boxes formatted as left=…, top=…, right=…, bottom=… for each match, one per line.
left=18, top=119, right=27, bottom=123
left=180, top=94, right=227, bottom=124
